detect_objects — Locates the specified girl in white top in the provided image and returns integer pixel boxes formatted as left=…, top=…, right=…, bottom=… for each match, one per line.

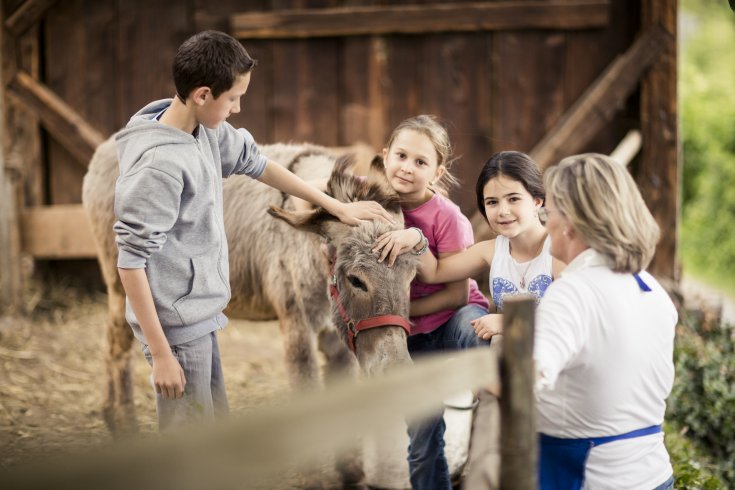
left=375, top=150, right=564, bottom=338
left=536, top=153, right=676, bottom=490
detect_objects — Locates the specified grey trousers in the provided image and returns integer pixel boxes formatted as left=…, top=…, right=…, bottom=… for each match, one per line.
left=142, top=331, right=229, bottom=433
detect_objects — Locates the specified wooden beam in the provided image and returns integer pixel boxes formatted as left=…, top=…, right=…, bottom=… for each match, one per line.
left=640, top=0, right=678, bottom=280
left=0, top=1, right=25, bottom=314
left=20, top=204, right=97, bottom=259
left=7, top=70, right=105, bottom=168
left=529, top=25, right=670, bottom=169
left=231, top=1, right=610, bottom=39
left=4, top=0, right=57, bottom=37
left=609, top=129, right=642, bottom=167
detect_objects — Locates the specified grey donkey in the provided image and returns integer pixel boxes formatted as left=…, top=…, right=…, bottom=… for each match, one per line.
left=82, top=138, right=417, bottom=486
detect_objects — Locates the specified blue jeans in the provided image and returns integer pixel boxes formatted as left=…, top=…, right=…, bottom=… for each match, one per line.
left=141, top=331, right=229, bottom=433
left=406, top=304, right=488, bottom=490
left=652, top=475, right=675, bottom=490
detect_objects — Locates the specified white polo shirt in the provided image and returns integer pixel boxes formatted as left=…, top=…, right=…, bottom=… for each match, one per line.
left=535, top=249, right=676, bottom=489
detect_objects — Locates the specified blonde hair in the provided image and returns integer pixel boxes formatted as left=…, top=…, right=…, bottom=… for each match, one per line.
left=544, top=153, right=660, bottom=273
left=384, top=115, right=459, bottom=194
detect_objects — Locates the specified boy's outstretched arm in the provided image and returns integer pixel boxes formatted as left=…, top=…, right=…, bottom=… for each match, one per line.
left=257, top=160, right=394, bottom=225
left=118, top=268, right=185, bottom=400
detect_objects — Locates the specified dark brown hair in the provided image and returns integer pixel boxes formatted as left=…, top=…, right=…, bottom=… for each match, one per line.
left=173, top=30, right=257, bottom=103
left=475, top=151, right=544, bottom=219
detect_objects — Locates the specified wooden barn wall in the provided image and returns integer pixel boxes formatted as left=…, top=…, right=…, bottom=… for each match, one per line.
left=33, top=0, right=638, bottom=216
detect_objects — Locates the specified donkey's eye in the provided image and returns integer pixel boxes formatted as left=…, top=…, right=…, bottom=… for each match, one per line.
left=347, top=275, right=368, bottom=292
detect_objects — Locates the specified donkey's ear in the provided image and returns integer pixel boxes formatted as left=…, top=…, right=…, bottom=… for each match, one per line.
left=326, top=155, right=362, bottom=204
left=368, top=154, right=384, bottom=173
left=367, top=154, right=390, bottom=186
left=268, top=205, right=337, bottom=239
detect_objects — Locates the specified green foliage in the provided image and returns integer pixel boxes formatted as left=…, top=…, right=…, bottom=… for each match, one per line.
left=666, top=309, right=735, bottom=486
left=665, top=422, right=723, bottom=489
left=680, top=2, right=735, bottom=285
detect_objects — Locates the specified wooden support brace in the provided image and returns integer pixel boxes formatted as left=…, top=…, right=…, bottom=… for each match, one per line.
left=231, top=0, right=610, bottom=39
left=529, top=24, right=670, bottom=170
left=7, top=70, right=106, bottom=168
left=610, top=129, right=642, bottom=167
left=4, top=0, right=57, bottom=37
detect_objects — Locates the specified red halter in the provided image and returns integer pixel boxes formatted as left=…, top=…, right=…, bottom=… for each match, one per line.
left=328, top=261, right=411, bottom=354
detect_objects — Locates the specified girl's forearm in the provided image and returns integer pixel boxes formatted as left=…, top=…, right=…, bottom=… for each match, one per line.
left=410, top=280, right=469, bottom=316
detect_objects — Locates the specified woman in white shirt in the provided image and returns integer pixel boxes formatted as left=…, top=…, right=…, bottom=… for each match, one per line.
left=535, top=153, right=676, bottom=490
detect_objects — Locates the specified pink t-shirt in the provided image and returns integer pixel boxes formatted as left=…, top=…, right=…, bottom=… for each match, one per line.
left=403, top=193, right=490, bottom=335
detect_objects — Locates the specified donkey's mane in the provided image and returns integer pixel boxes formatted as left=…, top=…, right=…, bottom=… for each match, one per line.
left=327, top=155, right=402, bottom=215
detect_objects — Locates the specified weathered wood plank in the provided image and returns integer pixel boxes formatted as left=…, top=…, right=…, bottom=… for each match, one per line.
left=43, top=0, right=87, bottom=205
left=20, top=204, right=97, bottom=258
left=421, top=32, right=492, bottom=215
left=334, top=0, right=381, bottom=148
left=561, top=0, right=638, bottom=157
left=492, top=30, right=567, bottom=156
left=340, top=35, right=386, bottom=150
left=115, top=0, right=187, bottom=130
left=529, top=25, right=670, bottom=170
left=15, top=24, right=43, bottom=207
left=639, top=0, right=678, bottom=280
left=270, top=0, right=340, bottom=146
left=499, top=297, right=536, bottom=489
left=231, top=1, right=610, bottom=39
left=471, top=29, right=567, bottom=242
left=7, top=70, right=105, bottom=167
left=194, top=0, right=271, bottom=140
left=0, top=0, right=25, bottom=313
left=3, top=0, right=56, bottom=36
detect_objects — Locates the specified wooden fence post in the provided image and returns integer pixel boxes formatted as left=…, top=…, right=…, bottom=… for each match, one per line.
left=0, top=3, right=24, bottom=316
left=500, top=296, right=537, bottom=489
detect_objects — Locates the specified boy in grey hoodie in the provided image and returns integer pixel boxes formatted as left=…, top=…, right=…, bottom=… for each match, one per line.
left=114, top=30, right=392, bottom=432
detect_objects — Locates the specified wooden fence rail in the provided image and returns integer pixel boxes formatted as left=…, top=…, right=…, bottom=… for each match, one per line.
left=0, top=298, right=537, bottom=489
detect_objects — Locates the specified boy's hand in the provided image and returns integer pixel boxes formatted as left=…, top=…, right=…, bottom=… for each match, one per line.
left=471, top=314, right=503, bottom=340
left=152, top=352, right=186, bottom=400
left=333, top=201, right=395, bottom=226
left=373, top=228, right=423, bottom=266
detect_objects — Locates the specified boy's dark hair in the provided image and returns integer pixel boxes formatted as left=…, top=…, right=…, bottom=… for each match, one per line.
left=173, top=30, right=257, bottom=103
left=475, top=151, right=545, bottom=219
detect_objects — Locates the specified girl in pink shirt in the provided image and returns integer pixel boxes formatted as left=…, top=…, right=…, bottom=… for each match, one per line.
left=376, top=115, right=489, bottom=490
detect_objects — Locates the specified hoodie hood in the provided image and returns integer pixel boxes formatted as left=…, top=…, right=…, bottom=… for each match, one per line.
left=115, top=99, right=195, bottom=175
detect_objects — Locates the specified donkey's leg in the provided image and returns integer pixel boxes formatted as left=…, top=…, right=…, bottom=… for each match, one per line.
left=275, top=311, right=321, bottom=391
left=318, top=327, right=366, bottom=488
left=317, top=327, right=360, bottom=382
left=102, top=283, right=138, bottom=435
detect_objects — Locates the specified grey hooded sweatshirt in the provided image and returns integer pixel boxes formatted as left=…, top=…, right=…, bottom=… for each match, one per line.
left=114, top=99, right=267, bottom=345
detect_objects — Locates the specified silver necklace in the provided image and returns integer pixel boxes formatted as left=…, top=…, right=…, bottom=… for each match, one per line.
left=510, top=238, right=546, bottom=289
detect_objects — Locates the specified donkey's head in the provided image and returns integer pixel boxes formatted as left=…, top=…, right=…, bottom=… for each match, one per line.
left=269, top=155, right=416, bottom=375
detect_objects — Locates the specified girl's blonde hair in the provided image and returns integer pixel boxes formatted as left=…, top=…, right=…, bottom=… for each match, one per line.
left=384, top=115, right=460, bottom=194
left=544, top=153, right=660, bottom=273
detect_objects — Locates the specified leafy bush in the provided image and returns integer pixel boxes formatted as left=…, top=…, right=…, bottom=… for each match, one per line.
left=666, top=308, right=735, bottom=486
left=665, top=422, right=722, bottom=489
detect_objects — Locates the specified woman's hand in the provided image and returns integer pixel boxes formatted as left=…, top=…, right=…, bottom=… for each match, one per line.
left=333, top=201, right=395, bottom=226
left=471, top=314, right=503, bottom=340
left=373, top=228, right=423, bottom=266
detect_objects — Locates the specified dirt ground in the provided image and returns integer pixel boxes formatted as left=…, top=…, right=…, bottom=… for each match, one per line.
left=0, top=284, right=342, bottom=488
